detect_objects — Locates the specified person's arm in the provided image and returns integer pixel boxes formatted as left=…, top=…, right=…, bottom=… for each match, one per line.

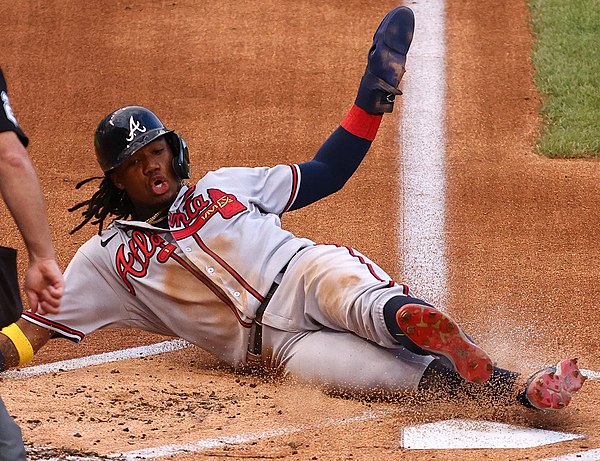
left=0, top=241, right=130, bottom=372
left=0, top=318, right=52, bottom=370
left=0, top=131, right=63, bottom=314
left=290, top=7, right=414, bottom=211
left=291, top=106, right=382, bottom=210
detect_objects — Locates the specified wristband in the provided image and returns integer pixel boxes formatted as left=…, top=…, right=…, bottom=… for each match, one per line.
left=340, top=104, right=383, bottom=141
left=0, top=323, right=34, bottom=367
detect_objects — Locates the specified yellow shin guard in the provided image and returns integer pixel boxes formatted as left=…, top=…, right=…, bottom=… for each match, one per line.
left=1, top=323, right=34, bottom=367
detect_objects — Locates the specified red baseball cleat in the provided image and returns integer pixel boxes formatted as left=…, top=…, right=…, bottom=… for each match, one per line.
left=524, top=358, right=586, bottom=410
left=396, top=304, right=494, bottom=384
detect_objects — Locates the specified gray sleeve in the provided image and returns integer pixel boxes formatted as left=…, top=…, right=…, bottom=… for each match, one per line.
left=22, top=248, right=131, bottom=341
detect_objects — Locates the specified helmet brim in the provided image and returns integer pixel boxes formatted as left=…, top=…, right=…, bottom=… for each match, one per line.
left=106, top=128, right=173, bottom=173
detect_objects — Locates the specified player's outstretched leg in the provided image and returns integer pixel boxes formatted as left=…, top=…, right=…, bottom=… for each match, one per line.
left=383, top=296, right=493, bottom=384
left=518, top=358, right=587, bottom=410
left=355, top=6, right=415, bottom=114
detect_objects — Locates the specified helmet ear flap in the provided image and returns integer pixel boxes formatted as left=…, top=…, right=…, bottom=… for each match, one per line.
left=170, top=132, right=190, bottom=179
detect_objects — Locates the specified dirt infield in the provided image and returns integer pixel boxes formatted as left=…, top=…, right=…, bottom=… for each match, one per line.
left=1, top=0, right=600, bottom=459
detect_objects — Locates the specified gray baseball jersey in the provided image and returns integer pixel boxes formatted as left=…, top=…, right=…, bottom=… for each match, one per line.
left=23, top=164, right=432, bottom=394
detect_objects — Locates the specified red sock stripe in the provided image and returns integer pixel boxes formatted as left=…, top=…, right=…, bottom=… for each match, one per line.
left=340, top=104, right=383, bottom=141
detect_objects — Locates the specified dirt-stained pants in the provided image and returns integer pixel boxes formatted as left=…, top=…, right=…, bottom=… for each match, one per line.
left=260, top=244, right=434, bottom=395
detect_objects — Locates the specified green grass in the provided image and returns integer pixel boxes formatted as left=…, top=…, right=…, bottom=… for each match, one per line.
left=528, top=0, right=600, bottom=157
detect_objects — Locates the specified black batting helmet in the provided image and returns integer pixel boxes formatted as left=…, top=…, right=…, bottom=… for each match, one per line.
left=94, top=106, right=190, bottom=179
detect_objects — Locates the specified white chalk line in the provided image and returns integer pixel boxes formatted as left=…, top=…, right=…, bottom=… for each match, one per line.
left=33, top=410, right=392, bottom=461
left=401, top=0, right=447, bottom=309
left=1, top=339, right=192, bottom=380
left=118, top=410, right=392, bottom=460
left=39, top=457, right=100, bottom=461
left=582, top=369, right=600, bottom=379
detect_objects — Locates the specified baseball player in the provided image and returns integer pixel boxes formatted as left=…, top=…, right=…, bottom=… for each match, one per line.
left=0, top=7, right=586, bottom=412
left=0, top=68, right=64, bottom=461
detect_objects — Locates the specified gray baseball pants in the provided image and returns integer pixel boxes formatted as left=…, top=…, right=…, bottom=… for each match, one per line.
left=0, top=397, right=26, bottom=461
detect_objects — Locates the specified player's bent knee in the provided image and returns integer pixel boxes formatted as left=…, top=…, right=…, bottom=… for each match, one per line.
left=0, top=322, right=34, bottom=368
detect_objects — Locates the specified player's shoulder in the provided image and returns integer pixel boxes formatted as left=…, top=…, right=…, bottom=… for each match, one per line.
left=97, top=227, right=120, bottom=249
left=207, top=165, right=290, bottom=182
left=65, top=232, right=113, bottom=273
left=78, top=225, right=123, bottom=253
left=186, top=168, right=243, bottom=188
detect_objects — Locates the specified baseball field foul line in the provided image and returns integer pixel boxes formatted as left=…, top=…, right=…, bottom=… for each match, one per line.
left=2, top=339, right=192, bottom=380
left=35, top=411, right=392, bottom=461
left=120, top=411, right=391, bottom=460
left=401, top=0, right=447, bottom=308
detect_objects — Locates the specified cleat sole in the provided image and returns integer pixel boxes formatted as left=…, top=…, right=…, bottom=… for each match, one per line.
left=396, top=304, right=493, bottom=383
left=526, top=358, right=586, bottom=410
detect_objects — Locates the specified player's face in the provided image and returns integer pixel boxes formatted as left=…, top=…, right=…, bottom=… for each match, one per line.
left=110, top=137, right=181, bottom=220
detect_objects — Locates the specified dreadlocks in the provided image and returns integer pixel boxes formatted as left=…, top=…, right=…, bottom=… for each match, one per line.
left=68, top=176, right=135, bottom=235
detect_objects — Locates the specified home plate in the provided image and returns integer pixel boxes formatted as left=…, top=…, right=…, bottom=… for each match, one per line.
left=401, top=419, right=584, bottom=449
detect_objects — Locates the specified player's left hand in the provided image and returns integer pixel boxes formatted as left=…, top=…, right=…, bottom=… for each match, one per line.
left=24, top=257, right=64, bottom=315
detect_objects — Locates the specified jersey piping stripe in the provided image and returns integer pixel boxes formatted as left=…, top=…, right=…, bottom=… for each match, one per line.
left=336, top=244, right=395, bottom=287
left=167, top=250, right=253, bottom=328
left=283, top=164, right=300, bottom=213
left=22, top=311, right=85, bottom=342
left=191, top=233, right=264, bottom=303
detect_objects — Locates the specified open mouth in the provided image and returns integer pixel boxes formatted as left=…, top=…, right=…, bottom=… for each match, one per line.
left=151, top=178, right=169, bottom=195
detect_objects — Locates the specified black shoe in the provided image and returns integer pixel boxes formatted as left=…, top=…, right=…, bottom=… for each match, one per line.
left=355, top=6, right=415, bottom=114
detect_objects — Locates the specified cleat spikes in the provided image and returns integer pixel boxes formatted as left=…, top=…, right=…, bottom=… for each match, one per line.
left=395, top=303, right=492, bottom=383
left=524, top=358, right=586, bottom=410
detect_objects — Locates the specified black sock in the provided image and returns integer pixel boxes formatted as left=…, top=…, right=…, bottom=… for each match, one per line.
left=383, top=295, right=433, bottom=354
